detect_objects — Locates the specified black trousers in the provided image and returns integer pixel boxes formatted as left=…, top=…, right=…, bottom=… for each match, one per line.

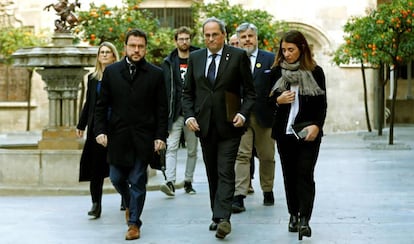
left=199, top=124, right=241, bottom=222
left=88, top=141, right=108, bottom=204
left=276, top=134, right=321, bottom=220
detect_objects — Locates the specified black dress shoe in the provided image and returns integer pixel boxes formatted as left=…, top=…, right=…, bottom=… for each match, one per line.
left=263, top=191, right=274, bottom=206
left=298, top=217, right=312, bottom=240
left=215, top=219, right=231, bottom=239
left=88, top=202, right=101, bottom=218
left=120, top=198, right=126, bottom=211
left=209, top=222, right=217, bottom=231
left=288, top=215, right=299, bottom=232
left=232, top=195, right=246, bottom=213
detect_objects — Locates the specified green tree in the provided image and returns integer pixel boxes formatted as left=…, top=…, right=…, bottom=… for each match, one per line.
left=0, top=27, right=48, bottom=64
left=333, top=0, right=414, bottom=144
left=333, top=15, right=375, bottom=133
left=74, top=0, right=175, bottom=65
left=191, top=0, right=286, bottom=52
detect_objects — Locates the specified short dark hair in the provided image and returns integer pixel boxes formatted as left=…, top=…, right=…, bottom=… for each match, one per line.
left=174, top=26, right=192, bottom=40
left=125, top=28, right=147, bottom=45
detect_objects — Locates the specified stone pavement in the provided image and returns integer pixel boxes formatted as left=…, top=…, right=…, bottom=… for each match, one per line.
left=1, top=125, right=414, bottom=244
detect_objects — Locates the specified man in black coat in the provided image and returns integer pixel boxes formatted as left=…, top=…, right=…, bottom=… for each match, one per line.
left=182, top=17, right=256, bottom=239
left=94, top=29, right=168, bottom=240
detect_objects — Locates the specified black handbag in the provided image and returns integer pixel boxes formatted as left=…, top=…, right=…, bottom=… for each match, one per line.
left=150, top=148, right=167, bottom=180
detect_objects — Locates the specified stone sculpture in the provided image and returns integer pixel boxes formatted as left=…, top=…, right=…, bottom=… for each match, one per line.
left=44, top=0, right=80, bottom=32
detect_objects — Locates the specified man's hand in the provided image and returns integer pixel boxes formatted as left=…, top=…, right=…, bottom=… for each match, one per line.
left=186, top=117, right=200, bottom=132
left=154, top=139, right=166, bottom=152
left=96, top=134, right=108, bottom=147
left=232, top=113, right=245, bottom=127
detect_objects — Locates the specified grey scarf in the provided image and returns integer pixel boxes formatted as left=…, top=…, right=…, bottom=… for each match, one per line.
left=270, top=61, right=325, bottom=97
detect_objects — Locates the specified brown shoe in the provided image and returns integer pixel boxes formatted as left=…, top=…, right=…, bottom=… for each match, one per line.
left=215, top=219, right=231, bottom=239
left=125, top=224, right=140, bottom=240
left=125, top=208, right=129, bottom=224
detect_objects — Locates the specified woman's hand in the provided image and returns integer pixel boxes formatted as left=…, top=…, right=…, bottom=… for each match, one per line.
left=277, top=90, right=296, bottom=105
left=304, top=125, right=319, bottom=141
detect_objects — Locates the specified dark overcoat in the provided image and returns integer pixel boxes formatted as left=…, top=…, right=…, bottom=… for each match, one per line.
left=94, top=58, right=168, bottom=167
left=77, top=75, right=109, bottom=181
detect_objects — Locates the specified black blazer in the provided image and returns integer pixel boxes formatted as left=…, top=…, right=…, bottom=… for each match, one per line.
left=270, top=65, right=327, bottom=140
left=94, top=58, right=168, bottom=167
left=252, top=49, right=276, bottom=128
left=182, top=45, right=256, bottom=139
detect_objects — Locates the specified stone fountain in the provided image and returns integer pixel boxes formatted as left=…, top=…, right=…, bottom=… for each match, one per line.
left=0, top=1, right=100, bottom=192
left=12, top=0, right=96, bottom=150
left=13, top=33, right=96, bottom=149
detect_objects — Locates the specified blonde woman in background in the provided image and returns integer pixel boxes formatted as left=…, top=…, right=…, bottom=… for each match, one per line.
left=76, top=42, right=120, bottom=218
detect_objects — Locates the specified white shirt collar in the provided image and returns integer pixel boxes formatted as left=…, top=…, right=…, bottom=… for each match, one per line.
left=207, top=48, right=223, bottom=58
left=250, top=48, right=258, bottom=57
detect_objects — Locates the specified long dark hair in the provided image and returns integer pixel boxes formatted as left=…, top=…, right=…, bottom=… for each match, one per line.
left=272, top=30, right=316, bottom=71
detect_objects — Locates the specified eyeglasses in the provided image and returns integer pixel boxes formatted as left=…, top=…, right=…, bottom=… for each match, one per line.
left=204, top=33, right=220, bottom=39
left=127, top=44, right=146, bottom=50
left=99, top=50, right=112, bottom=55
left=177, top=37, right=191, bottom=43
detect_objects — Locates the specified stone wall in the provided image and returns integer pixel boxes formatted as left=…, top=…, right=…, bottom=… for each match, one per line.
left=0, top=149, right=81, bottom=186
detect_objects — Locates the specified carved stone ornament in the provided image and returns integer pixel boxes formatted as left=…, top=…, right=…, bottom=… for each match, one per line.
left=43, top=0, right=80, bottom=33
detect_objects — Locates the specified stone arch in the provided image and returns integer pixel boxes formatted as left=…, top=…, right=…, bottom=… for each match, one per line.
left=284, top=21, right=332, bottom=57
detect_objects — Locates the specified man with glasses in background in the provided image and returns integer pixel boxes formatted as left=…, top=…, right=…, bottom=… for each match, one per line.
left=160, top=26, right=200, bottom=197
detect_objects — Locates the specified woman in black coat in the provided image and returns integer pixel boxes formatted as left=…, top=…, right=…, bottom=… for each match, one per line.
left=76, top=42, right=119, bottom=218
left=269, top=30, right=327, bottom=240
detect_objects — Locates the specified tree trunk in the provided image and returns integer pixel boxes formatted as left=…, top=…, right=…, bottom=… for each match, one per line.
left=377, top=63, right=385, bottom=136
left=388, top=64, right=398, bottom=145
left=361, top=62, right=372, bottom=132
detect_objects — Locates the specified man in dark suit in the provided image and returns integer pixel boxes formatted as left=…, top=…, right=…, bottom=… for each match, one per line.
left=232, top=23, right=277, bottom=213
left=94, top=29, right=168, bottom=240
left=182, top=17, right=256, bottom=239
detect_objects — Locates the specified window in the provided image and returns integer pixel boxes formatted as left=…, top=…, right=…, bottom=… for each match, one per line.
left=0, top=64, right=30, bottom=101
left=143, top=8, right=193, bottom=28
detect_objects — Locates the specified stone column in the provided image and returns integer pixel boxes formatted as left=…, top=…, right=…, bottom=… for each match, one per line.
left=36, top=67, right=88, bottom=149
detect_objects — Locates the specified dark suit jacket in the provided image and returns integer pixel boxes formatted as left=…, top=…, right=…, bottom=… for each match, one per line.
left=252, top=50, right=276, bottom=128
left=94, top=57, right=168, bottom=167
left=182, top=45, right=256, bottom=139
left=270, top=65, right=327, bottom=140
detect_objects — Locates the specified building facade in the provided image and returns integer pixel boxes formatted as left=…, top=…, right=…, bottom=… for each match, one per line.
left=1, top=0, right=411, bottom=133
